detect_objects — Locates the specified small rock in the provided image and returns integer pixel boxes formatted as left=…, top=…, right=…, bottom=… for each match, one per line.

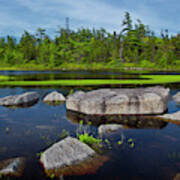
left=43, top=91, right=66, bottom=104
left=98, top=124, right=123, bottom=135
left=0, top=92, right=39, bottom=107
left=66, top=110, right=168, bottom=129
left=173, top=92, right=180, bottom=103
left=0, top=157, right=25, bottom=177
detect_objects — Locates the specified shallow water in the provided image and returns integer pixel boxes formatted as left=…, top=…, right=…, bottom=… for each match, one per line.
left=0, top=70, right=142, bottom=81
left=0, top=71, right=180, bottom=180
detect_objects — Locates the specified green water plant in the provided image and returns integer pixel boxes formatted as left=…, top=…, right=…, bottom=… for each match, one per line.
left=128, top=138, right=135, bottom=148
left=105, top=138, right=111, bottom=149
left=117, top=134, right=135, bottom=149
left=78, top=133, right=102, bottom=146
left=36, top=151, right=43, bottom=157
left=5, top=127, right=9, bottom=133
left=50, top=173, right=55, bottom=179
left=77, top=120, right=102, bottom=146
left=60, top=129, right=69, bottom=139
left=117, top=140, right=123, bottom=145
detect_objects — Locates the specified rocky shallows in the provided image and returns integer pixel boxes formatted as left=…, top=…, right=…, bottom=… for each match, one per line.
left=66, top=87, right=170, bottom=115
left=0, top=92, right=39, bottom=107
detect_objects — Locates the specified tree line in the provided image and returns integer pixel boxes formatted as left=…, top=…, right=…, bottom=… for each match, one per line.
left=0, top=12, right=179, bottom=69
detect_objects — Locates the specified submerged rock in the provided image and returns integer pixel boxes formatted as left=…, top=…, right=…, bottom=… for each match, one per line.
left=0, top=157, right=25, bottom=177
left=43, top=91, right=66, bottom=105
left=158, top=111, right=180, bottom=124
left=173, top=92, right=180, bottom=103
left=98, top=124, right=123, bottom=136
left=35, top=125, right=55, bottom=130
left=0, top=92, right=39, bottom=107
left=40, top=136, right=107, bottom=177
left=66, top=87, right=170, bottom=115
left=66, top=110, right=168, bottom=129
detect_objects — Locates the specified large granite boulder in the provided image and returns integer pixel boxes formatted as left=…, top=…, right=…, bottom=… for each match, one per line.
left=0, top=92, right=39, bottom=107
left=0, top=157, right=25, bottom=177
left=43, top=91, right=66, bottom=104
left=66, top=87, right=170, bottom=115
left=40, top=136, right=107, bottom=176
left=173, top=92, right=180, bottom=103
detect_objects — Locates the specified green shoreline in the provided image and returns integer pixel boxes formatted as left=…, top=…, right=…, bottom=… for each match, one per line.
left=0, top=75, right=180, bottom=86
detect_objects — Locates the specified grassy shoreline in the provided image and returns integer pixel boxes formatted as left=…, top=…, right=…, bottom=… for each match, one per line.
left=0, top=75, right=180, bottom=86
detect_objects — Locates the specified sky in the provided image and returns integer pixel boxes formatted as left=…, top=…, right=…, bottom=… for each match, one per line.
left=0, top=0, right=179, bottom=37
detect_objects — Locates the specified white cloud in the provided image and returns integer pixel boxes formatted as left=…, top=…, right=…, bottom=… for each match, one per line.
left=0, top=0, right=178, bottom=36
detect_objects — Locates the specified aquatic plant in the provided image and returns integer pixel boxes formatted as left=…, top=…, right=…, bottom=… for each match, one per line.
left=78, top=133, right=102, bottom=146
left=68, top=89, right=74, bottom=95
left=50, top=173, right=55, bottom=179
left=5, top=127, right=9, bottom=133
left=117, top=140, right=123, bottom=145
left=41, top=135, right=52, bottom=146
left=36, top=151, right=43, bottom=157
left=60, top=129, right=69, bottom=139
left=128, top=138, right=135, bottom=148
left=117, top=134, right=135, bottom=149
left=105, top=139, right=111, bottom=149
left=77, top=120, right=102, bottom=147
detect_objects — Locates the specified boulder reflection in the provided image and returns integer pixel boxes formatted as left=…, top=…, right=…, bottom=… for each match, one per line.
left=66, top=110, right=168, bottom=129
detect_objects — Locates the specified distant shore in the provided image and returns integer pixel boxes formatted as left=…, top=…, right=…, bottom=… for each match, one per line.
left=0, top=63, right=179, bottom=73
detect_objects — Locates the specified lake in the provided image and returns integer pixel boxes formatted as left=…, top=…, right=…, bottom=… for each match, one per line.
left=0, top=71, right=180, bottom=180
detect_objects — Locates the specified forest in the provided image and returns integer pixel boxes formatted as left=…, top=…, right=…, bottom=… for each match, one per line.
left=0, top=12, right=179, bottom=71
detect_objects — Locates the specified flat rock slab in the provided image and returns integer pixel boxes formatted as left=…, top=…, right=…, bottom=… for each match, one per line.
left=66, top=87, right=170, bottom=115
left=0, top=92, right=39, bottom=107
left=98, top=124, right=124, bottom=136
left=158, top=111, right=180, bottom=124
left=40, top=137, right=96, bottom=171
left=43, top=91, right=66, bottom=104
left=0, top=157, right=25, bottom=177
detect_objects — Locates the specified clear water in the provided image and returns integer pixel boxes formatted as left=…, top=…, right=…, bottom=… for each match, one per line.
left=0, top=70, right=143, bottom=81
left=0, top=71, right=180, bottom=180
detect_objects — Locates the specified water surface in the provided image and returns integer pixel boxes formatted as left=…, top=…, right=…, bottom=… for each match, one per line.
left=0, top=71, right=180, bottom=180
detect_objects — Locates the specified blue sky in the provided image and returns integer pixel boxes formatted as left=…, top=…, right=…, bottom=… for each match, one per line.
left=0, top=0, right=179, bottom=37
